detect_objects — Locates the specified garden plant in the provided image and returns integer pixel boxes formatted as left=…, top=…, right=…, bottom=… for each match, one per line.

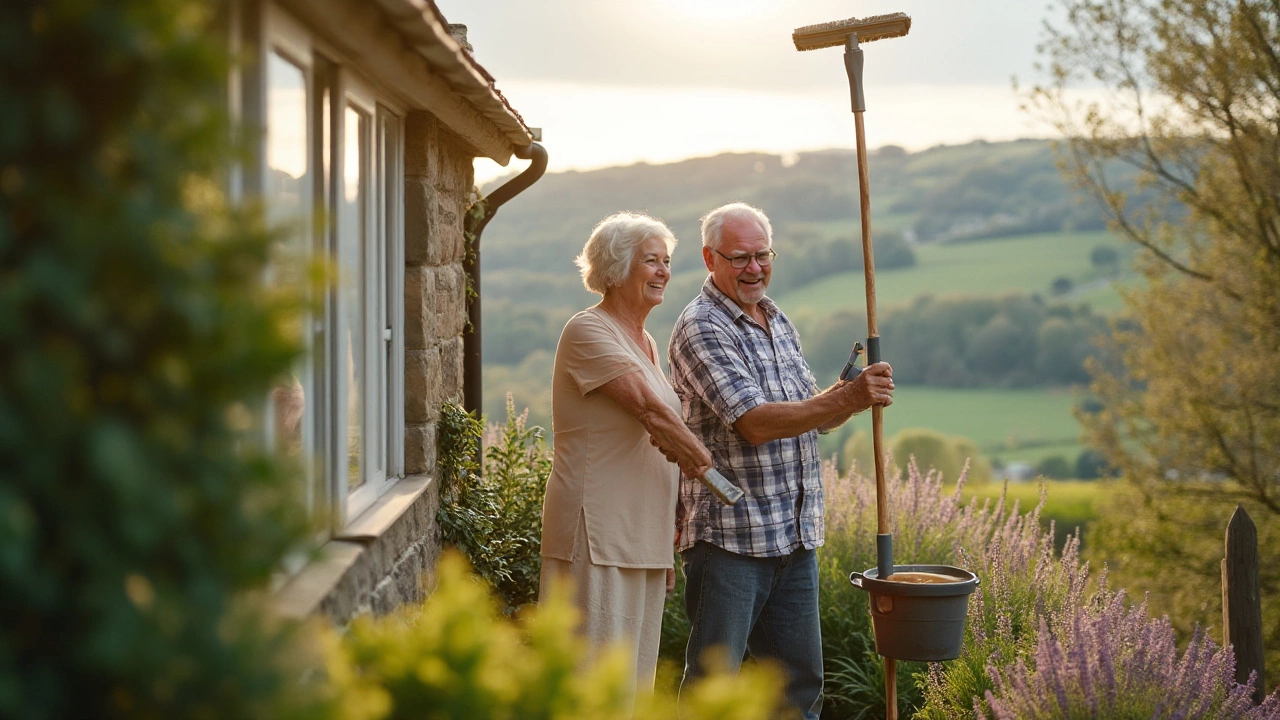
left=662, top=455, right=1280, bottom=719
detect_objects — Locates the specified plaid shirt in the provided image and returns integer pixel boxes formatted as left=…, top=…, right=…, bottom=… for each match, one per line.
left=668, top=276, right=824, bottom=557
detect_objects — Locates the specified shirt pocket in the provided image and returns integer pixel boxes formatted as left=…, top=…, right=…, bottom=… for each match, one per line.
left=779, top=350, right=811, bottom=402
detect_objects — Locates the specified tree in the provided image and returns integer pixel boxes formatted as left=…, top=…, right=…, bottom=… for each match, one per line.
left=888, top=428, right=993, bottom=484
left=1035, top=455, right=1073, bottom=480
left=1073, top=448, right=1109, bottom=480
left=1089, top=244, right=1120, bottom=270
left=1031, top=0, right=1280, bottom=686
left=0, top=2, right=325, bottom=717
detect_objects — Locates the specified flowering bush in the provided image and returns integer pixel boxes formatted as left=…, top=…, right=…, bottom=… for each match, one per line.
left=819, top=456, right=1090, bottom=719
left=984, top=592, right=1280, bottom=719
left=809, top=455, right=1279, bottom=719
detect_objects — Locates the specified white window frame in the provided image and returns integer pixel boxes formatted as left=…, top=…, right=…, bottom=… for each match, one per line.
left=259, top=4, right=406, bottom=532
left=337, top=73, right=384, bottom=522
left=263, top=5, right=323, bottom=521
left=379, top=106, right=406, bottom=480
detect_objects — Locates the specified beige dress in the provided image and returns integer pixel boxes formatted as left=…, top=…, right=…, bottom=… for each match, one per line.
left=539, top=306, right=680, bottom=695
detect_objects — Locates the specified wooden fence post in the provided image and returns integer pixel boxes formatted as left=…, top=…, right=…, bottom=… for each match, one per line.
left=1222, top=504, right=1265, bottom=704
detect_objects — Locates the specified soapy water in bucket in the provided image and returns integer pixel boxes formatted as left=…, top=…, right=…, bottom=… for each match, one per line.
left=883, top=571, right=962, bottom=584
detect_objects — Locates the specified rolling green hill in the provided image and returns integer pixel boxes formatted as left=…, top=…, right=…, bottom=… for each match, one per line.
left=475, top=140, right=1151, bottom=474
left=778, top=230, right=1135, bottom=316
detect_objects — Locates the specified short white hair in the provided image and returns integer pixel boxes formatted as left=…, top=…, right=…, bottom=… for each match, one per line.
left=701, top=202, right=773, bottom=250
left=576, top=212, right=677, bottom=295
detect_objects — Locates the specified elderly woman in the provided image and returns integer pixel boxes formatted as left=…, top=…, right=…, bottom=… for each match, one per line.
left=540, top=211, right=713, bottom=696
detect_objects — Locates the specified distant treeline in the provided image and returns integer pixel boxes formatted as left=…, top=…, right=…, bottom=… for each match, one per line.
left=798, top=294, right=1112, bottom=387
left=484, top=290, right=1111, bottom=393
left=477, top=140, right=1126, bottom=282
left=767, top=226, right=915, bottom=296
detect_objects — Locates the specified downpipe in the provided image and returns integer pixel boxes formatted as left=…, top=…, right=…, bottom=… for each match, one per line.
left=462, top=141, right=548, bottom=417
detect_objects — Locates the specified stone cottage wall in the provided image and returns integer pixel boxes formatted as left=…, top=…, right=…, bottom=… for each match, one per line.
left=404, top=110, right=473, bottom=477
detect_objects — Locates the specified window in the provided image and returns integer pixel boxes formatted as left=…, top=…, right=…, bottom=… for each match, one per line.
left=263, top=5, right=405, bottom=531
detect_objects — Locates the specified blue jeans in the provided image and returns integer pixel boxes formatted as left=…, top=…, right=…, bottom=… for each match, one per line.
left=680, top=541, right=823, bottom=720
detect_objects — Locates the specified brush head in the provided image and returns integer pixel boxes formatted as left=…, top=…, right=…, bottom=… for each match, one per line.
left=793, top=12, right=911, bottom=51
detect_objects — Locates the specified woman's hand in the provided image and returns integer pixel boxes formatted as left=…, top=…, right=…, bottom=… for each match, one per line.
left=650, top=435, right=713, bottom=480
left=666, top=568, right=676, bottom=594
left=597, top=370, right=716, bottom=479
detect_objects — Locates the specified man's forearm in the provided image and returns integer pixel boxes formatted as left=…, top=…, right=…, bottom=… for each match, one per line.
left=817, top=406, right=859, bottom=434
left=733, top=385, right=852, bottom=445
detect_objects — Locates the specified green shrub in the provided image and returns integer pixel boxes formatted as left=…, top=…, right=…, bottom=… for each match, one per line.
left=883, top=428, right=993, bottom=485
left=1073, top=448, right=1108, bottom=479
left=437, top=395, right=551, bottom=614
left=1035, top=454, right=1072, bottom=479
left=330, top=551, right=787, bottom=720
left=0, top=1, right=322, bottom=717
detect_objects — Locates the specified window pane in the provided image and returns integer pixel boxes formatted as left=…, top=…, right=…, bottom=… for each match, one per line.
left=266, top=53, right=307, bottom=227
left=265, top=51, right=311, bottom=471
left=342, top=104, right=367, bottom=491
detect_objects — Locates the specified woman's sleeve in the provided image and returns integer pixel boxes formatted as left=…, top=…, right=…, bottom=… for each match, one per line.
left=560, top=314, right=640, bottom=396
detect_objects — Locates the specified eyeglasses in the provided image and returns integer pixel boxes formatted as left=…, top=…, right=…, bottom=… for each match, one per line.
left=713, top=248, right=777, bottom=269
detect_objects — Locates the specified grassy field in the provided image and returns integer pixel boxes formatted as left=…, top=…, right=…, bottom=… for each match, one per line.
left=959, top=479, right=1115, bottom=551
left=776, top=230, right=1133, bottom=315
left=491, top=373, right=1089, bottom=470
left=873, top=385, right=1086, bottom=465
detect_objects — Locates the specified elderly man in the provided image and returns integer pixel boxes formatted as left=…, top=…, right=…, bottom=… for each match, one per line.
left=667, top=202, right=894, bottom=720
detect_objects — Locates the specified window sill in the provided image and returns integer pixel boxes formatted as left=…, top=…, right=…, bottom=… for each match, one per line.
left=339, top=474, right=431, bottom=540
left=271, top=473, right=439, bottom=622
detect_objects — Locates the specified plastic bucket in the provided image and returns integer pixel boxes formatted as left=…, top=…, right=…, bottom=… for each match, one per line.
left=849, top=564, right=980, bottom=662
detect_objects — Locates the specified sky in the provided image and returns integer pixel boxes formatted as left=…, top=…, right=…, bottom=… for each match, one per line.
left=433, top=0, right=1064, bottom=184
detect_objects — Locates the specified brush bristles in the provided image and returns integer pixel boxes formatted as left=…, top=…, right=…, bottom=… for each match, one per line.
left=793, top=12, right=911, bottom=51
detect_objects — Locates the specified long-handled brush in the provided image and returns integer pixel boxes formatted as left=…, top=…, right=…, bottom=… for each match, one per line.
left=793, top=12, right=911, bottom=720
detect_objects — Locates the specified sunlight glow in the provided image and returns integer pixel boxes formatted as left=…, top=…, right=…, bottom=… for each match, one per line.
left=474, top=80, right=1074, bottom=186
left=662, top=0, right=773, bottom=21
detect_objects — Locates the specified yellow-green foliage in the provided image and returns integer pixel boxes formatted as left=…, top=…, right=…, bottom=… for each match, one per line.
left=326, top=552, right=787, bottom=720
left=1032, top=0, right=1280, bottom=692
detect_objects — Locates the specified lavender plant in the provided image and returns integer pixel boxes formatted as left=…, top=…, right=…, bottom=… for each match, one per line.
left=819, top=455, right=1092, bottom=719
left=816, top=452, right=1280, bottom=719
left=983, top=591, right=1280, bottom=719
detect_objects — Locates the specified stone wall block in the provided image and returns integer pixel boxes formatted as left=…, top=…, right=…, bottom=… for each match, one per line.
left=404, top=266, right=434, bottom=351
left=404, top=112, right=440, bottom=178
left=439, top=141, right=471, bottom=195
left=419, top=479, right=443, bottom=574
left=405, top=422, right=437, bottom=476
left=436, top=196, right=465, bottom=265
left=404, top=348, right=441, bottom=425
left=422, top=196, right=449, bottom=267
left=404, top=178, right=438, bottom=267
left=431, top=264, right=467, bottom=339
left=440, top=337, right=464, bottom=398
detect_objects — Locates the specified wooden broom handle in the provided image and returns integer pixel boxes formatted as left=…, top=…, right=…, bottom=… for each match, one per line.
left=854, top=111, right=890, bottom=537
left=855, top=107, right=897, bottom=720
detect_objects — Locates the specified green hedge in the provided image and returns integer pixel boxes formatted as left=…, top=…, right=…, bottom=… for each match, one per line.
left=0, top=2, right=320, bottom=717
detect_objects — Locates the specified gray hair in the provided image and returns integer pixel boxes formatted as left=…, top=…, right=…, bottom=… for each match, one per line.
left=700, top=202, right=773, bottom=250
left=576, top=212, right=677, bottom=296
